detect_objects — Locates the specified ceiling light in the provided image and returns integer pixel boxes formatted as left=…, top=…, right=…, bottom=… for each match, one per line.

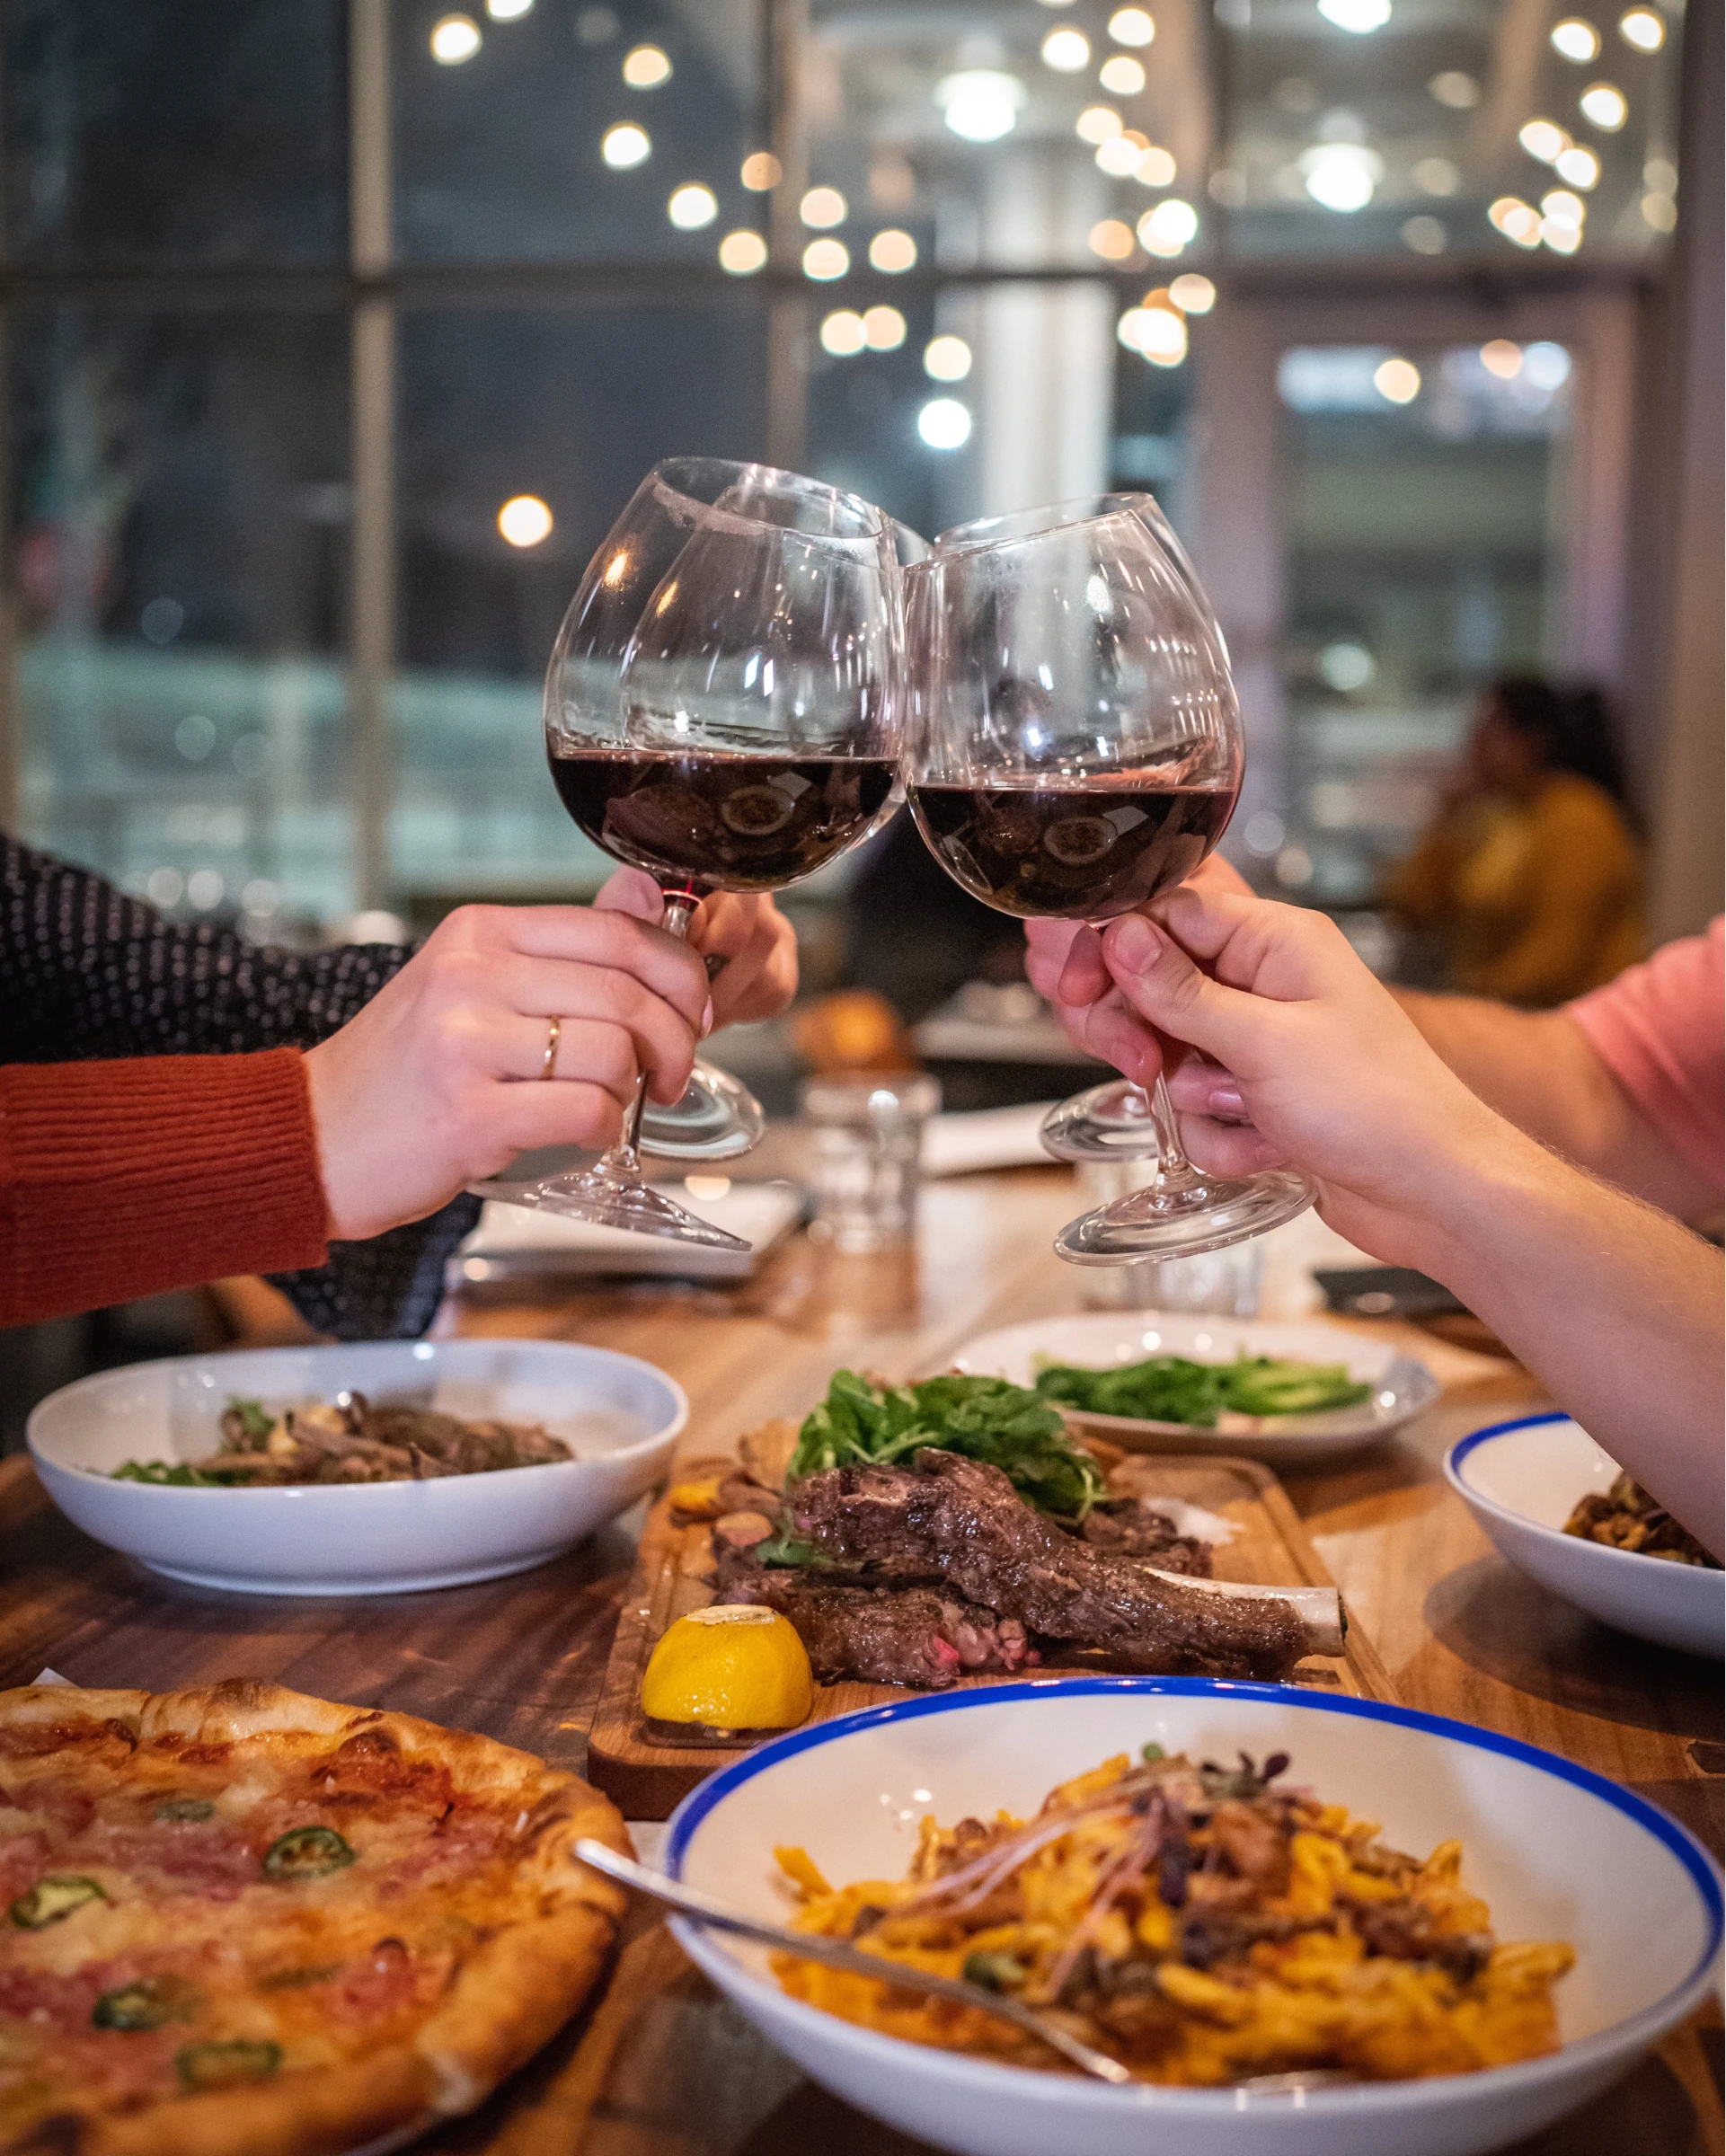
left=1299, top=142, right=1381, bottom=211
left=429, top=13, right=482, bottom=62
left=498, top=495, right=553, bottom=546
left=1551, top=18, right=1601, bottom=59
left=486, top=0, right=533, bottom=18
left=622, top=43, right=671, bottom=87
left=1136, top=145, right=1177, bottom=187
left=601, top=122, right=651, bottom=168
left=1096, top=136, right=1143, bottom=176
left=1642, top=190, right=1677, bottom=230
left=1555, top=145, right=1601, bottom=186
left=1412, top=156, right=1459, bottom=195
left=924, top=335, right=972, bottom=381
left=1619, top=7, right=1665, bottom=48
left=1042, top=27, right=1091, bottom=69
left=668, top=183, right=717, bottom=229
left=718, top=229, right=767, bottom=274
left=935, top=69, right=1026, bottom=142
left=1318, top=0, right=1392, bottom=31
left=1168, top=271, right=1216, bottom=312
left=1489, top=196, right=1544, bottom=246
left=1518, top=119, right=1570, bottom=163
left=918, top=398, right=972, bottom=449
left=1099, top=55, right=1146, bottom=93
left=1089, top=217, right=1137, bottom=259
left=1580, top=82, right=1628, bottom=128
left=1373, top=357, right=1420, bottom=403
left=1077, top=105, right=1123, bottom=144
left=1138, top=198, right=1198, bottom=252
left=740, top=152, right=781, bottom=190
left=819, top=311, right=867, bottom=357
left=1480, top=340, right=1523, bottom=378
left=802, top=237, right=849, bottom=279
left=863, top=305, right=907, bottom=350
left=1109, top=7, right=1155, bottom=43
left=1429, top=70, right=1480, bottom=109
left=1523, top=341, right=1571, bottom=388
left=868, top=229, right=916, bottom=271
left=801, top=187, right=847, bottom=228
left=1402, top=214, right=1447, bottom=252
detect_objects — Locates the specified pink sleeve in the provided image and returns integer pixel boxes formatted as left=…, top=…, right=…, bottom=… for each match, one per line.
left=1565, top=918, right=1725, bottom=1191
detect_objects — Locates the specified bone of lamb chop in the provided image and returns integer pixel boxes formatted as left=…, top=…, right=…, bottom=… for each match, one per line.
left=789, top=1450, right=1341, bottom=1680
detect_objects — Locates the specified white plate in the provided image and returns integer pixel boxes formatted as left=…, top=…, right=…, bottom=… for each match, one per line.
left=26, top=1339, right=686, bottom=1596
left=952, top=1312, right=1439, bottom=1462
left=1446, top=1414, right=1723, bottom=1659
left=457, top=1180, right=806, bottom=1283
left=665, top=1680, right=1722, bottom=2156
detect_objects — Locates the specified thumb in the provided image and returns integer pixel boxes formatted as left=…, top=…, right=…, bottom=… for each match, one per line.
left=1099, top=911, right=1267, bottom=1070
left=593, top=866, right=665, bottom=923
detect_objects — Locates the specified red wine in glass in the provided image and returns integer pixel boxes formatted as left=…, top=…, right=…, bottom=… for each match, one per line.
left=907, top=777, right=1238, bottom=919
left=550, top=750, right=898, bottom=896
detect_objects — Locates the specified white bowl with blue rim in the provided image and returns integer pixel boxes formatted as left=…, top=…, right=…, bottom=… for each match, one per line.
left=1446, top=1413, right=1722, bottom=1660
left=27, top=1339, right=686, bottom=1595
left=662, top=1677, right=1721, bottom=2156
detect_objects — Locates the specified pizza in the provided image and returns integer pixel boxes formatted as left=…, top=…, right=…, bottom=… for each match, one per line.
left=0, top=1680, right=631, bottom=2155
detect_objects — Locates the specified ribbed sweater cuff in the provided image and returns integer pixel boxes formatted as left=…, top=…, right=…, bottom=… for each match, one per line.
left=0, top=1049, right=330, bottom=1328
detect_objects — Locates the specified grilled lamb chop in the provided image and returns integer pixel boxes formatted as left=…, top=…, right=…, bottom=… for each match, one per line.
left=790, top=1450, right=1339, bottom=1679
left=1081, top=1498, right=1213, bottom=1574
left=713, top=1548, right=1033, bottom=1686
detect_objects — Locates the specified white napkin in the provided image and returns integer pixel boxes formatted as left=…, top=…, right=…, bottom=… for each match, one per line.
left=921, top=1103, right=1058, bottom=1179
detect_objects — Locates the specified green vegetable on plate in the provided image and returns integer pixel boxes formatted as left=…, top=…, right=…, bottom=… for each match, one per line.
left=1031, top=1353, right=1371, bottom=1428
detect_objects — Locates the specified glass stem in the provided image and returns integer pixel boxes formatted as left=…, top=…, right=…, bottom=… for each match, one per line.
left=597, top=887, right=699, bottom=1175
left=1147, top=1074, right=1199, bottom=1185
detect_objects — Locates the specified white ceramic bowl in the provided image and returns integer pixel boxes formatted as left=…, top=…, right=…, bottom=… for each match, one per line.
left=952, top=1312, right=1439, bottom=1463
left=27, top=1339, right=686, bottom=1595
left=1446, top=1413, right=1723, bottom=1659
left=665, top=1679, right=1721, bottom=2156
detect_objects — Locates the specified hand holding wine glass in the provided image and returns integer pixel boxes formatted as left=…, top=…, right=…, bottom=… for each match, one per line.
left=904, top=498, right=1313, bottom=1265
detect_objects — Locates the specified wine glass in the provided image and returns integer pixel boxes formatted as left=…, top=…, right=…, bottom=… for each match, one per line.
left=936, top=490, right=1226, bottom=1165
left=904, top=499, right=1314, bottom=1264
left=535, top=458, right=904, bottom=1249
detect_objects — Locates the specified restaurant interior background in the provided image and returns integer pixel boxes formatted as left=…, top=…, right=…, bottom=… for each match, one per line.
left=0, top=0, right=1720, bottom=1427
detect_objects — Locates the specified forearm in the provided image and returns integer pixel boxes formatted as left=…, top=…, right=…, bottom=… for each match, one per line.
left=1405, top=1126, right=1724, bottom=1556
left=1392, top=990, right=1710, bottom=1217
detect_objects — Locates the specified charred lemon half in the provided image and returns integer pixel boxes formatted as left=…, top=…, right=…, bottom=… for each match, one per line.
left=641, top=1605, right=813, bottom=1729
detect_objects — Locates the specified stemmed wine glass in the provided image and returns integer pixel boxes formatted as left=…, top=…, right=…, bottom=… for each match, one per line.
left=534, top=457, right=904, bottom=1250
left=904, top=499, right=1314, bottom=1264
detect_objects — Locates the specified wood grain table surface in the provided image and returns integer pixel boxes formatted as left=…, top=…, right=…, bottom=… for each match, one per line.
left=1, top=1166, right=1719, bottom=2154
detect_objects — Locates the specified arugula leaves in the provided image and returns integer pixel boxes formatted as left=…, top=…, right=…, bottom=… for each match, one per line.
left=111, top=1461, right=250, bottom=1487
left=1032, top=1354, right=1370, bottom=1428
left=786, top=1369, right=1105, bottom=1521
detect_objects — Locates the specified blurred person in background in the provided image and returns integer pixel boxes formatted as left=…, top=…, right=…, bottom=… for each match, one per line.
left=1381, top=676, right=1643, bottom=1006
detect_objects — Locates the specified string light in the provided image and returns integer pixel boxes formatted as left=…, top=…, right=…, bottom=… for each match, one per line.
left=802, top=237, right=849, bottom=279
left=1109, top=8, right=1155, bottom=43
left=1168, top=271, right=1216, bottom=312
left=1373, top=357, right=1420, bottom=403
left=924, top=335, right=972, bottom=381
left=1550, top=18, right=1601, bottom=59
left=863, top=305, right=907, bottom=350
left=1041, top=27, right=1092, bottom=69
left=668, top=183, right=717, bottom=229
left=429, top=13, right=482, bottom=62
left=1619, top=7, right=1664, bottom=48
left=1076, top=106, right=1122, bottom=143
left=801, top=187, right=847, bottom=228
left=601, top=123, right=651, bottom=168
left=622, top=43, right=670, bottom=86
left=740, top=153, right=782, bottom=190
left=869, top=230, right=917, bottom=271
left=498, top=496, right=553, bottom=547
left=718, top=229, right=767, bottom=273
left=1579, top=82, right=1628, bottom=128
left=1099, top=54, right=1146, bottom=93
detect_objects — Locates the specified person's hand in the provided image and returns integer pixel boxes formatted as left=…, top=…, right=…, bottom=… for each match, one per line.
left=594, top=869, right=798, bottom=1028
left=1022, top=853, right=1253, bottom=1085
left=1091, top=886, right=1507, bottom=1268
left=305, top=902, right=709, bottom=1241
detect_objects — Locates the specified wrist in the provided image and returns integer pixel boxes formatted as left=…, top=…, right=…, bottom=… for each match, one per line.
left=1390, top=1105, right=1553, bottom=1291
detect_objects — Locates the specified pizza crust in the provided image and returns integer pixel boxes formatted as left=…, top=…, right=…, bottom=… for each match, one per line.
left=0, top=1680, right=633, bottom=2156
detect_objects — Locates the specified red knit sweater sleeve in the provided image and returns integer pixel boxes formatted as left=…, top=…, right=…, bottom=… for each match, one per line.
left=0, top=1050, right=331, bottom=1327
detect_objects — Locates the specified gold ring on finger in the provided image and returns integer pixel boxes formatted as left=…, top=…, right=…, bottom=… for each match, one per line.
left=541, top=1015, right=562, bottom=1080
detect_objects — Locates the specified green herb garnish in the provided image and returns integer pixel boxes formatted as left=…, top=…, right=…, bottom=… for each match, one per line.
left=176, top=2040, right=282, bottom=2090
left=10, top=1876, right=106, bottom=1930
left=155, top=1797, right=217, bottom=1822
left=228, top=1397, right=275, bottom=1445
left=788, top=1370, right=1105, bottom=1522
left=1033, top=1353, right=1371, bottom=1428
left=261, top=1826, right=356, bottom=1882
left=111, top=1461, right=237, bottom=1486
left=93, top=1977, right=199, bottom=2031
left=962, top=1950, right=1026, bottom=1992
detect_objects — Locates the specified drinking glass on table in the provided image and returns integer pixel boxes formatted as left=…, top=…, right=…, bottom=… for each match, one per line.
left=903, top=499, right=1314, bottom=1266
left=536, top=458, right=905, bottom=1249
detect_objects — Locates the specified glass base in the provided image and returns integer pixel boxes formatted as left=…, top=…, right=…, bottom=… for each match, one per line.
left=1054, top=1165, right=1314, bottom=1266
left=523, top=1161, right=752, bottom=1250
left=637, top=1062, right=766, bottom=1163
left=1040, top=1080, right=1161, bottom=1163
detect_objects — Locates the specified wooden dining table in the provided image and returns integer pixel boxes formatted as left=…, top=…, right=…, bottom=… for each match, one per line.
left=1, top=1166, right=1719, bottom=2154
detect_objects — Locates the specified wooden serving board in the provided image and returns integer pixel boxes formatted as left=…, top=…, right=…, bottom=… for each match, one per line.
left=587, top=1453, right=1399, bottom=1818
